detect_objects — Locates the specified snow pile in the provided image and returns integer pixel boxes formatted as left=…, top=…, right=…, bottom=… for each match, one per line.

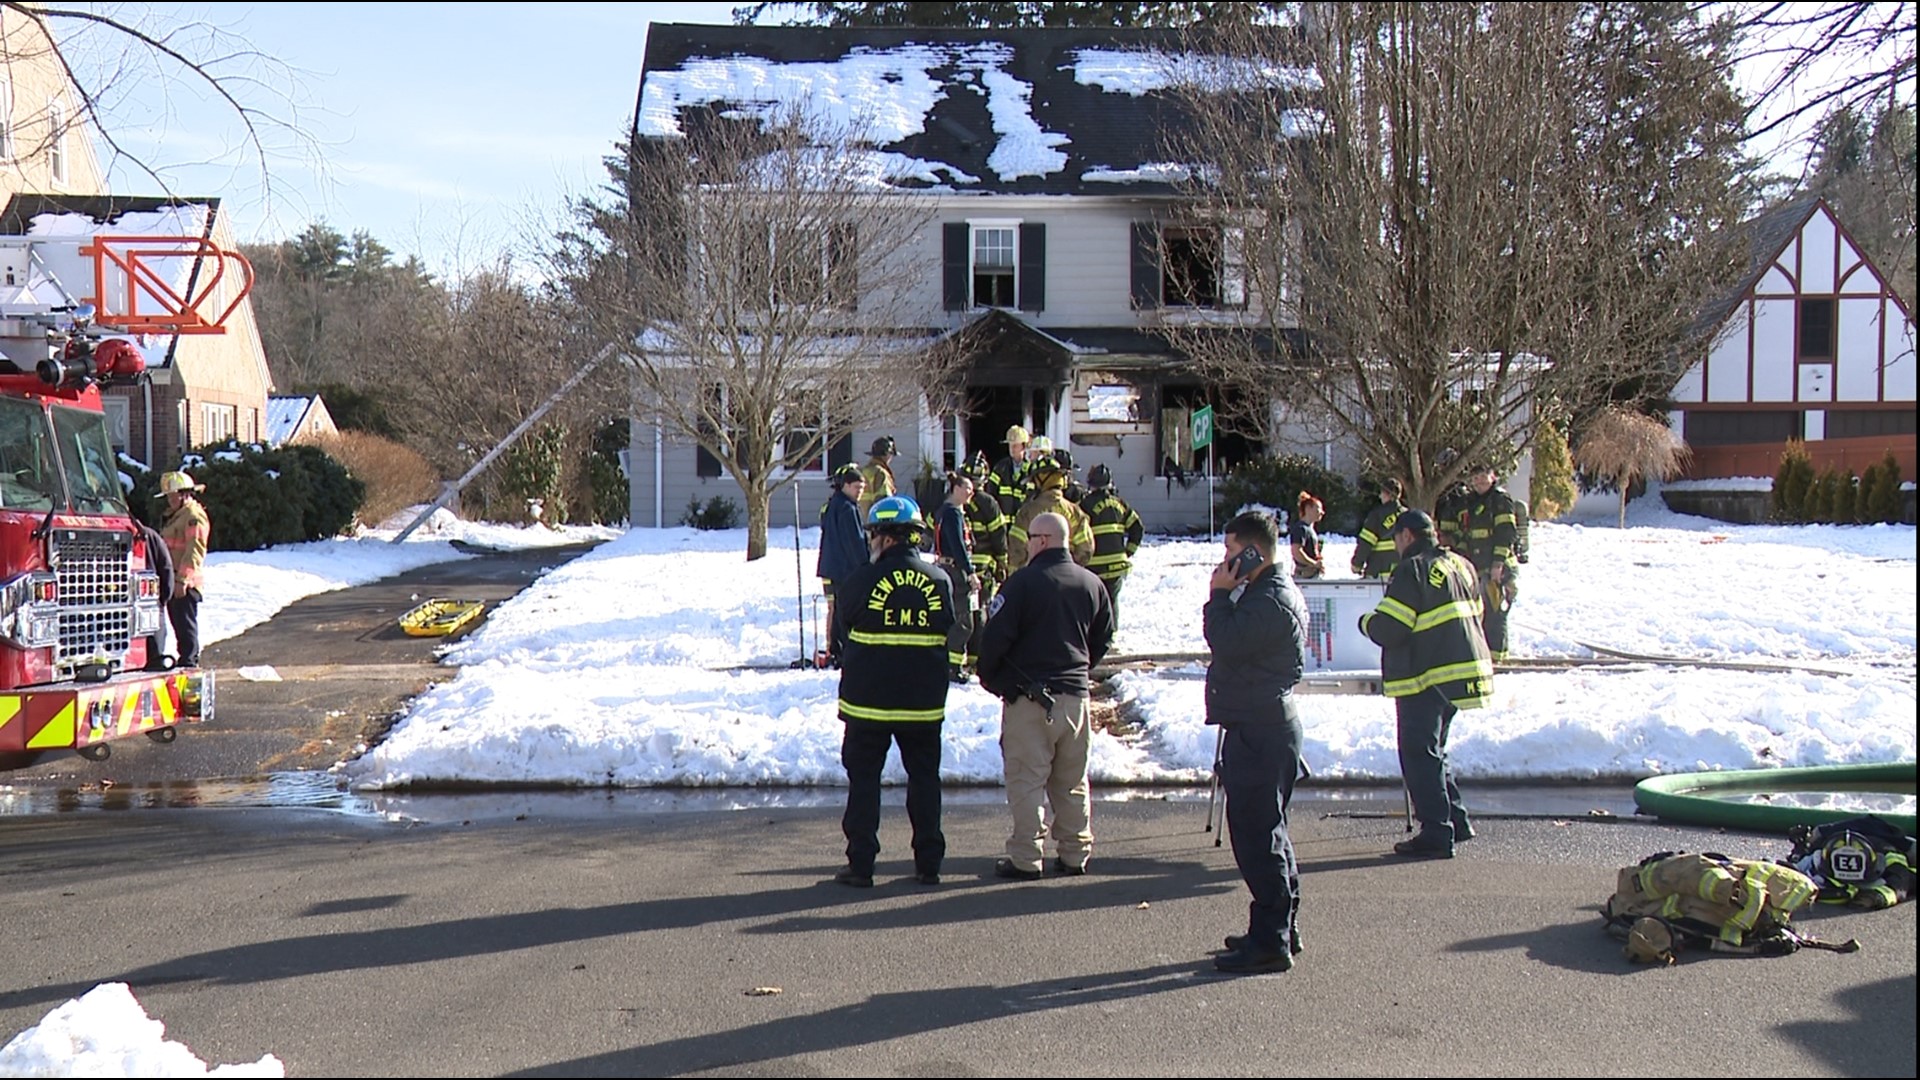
left=0, top=983, right=282, bottom=1078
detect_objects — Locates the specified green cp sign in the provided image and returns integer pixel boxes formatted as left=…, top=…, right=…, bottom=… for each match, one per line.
left=1191, top=404, right=1214, bottom=450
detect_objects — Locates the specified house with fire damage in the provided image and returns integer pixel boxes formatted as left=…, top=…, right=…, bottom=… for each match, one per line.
left=624, top=23, right=1319, bottom=531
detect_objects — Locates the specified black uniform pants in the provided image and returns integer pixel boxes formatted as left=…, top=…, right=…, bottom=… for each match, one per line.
left=1220, top=708, right=1303, bottom=954
left=841, top=719, right=945, bottom=876
left=1098, top=570, right=1126, bottom=632
left=168, top=587, right=202, bottom=667
left=1396, top=688, right=1470, bottom=841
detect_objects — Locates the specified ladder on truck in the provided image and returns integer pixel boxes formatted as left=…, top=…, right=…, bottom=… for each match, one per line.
left=0, top=233, right=254, bottom=335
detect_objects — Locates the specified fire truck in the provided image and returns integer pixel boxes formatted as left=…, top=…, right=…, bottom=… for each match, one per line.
left=0, top=227, right=253, bottom=770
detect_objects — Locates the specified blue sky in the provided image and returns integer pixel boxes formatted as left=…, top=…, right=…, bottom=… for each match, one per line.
left=62, top=2, right=741, bottom=274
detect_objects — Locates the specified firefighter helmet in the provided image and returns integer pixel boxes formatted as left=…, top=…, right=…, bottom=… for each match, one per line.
left=159, top=470, right=203, bottom=494
left=830, top=463, right=864, bottom=488
left=866, top=494, right=925, bottom=536
left=1088, top=463, right=1113, bottom=489
left=870, top=435, right=897, bottom=458
left=1005, top=425, right=1029, bottom=445
left=1029, top=435, right=1053, bottom=456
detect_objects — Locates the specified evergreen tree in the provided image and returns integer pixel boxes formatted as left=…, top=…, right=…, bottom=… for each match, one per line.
left=1869, top=451, right=1904, bottom=523
left=735, top=1, right=1274, bottom=27
left=1529, top=413, right=1578, bottom=521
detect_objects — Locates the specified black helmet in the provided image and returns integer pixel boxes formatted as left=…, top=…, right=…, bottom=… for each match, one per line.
left=1395, top=509, right=1436, bottom=538
left=870, top=435, right=897, bottom=458
left=1088, top=463, right=1113, bottom=489
left=830, top=463, right=863, bottom=488
left=1053, top=448, right=1075, bottom=471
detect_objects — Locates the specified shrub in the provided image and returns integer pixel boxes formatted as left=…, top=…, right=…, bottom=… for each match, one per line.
left=313, top=431, right=441, bottom=527
left=1771, top=441, right=1814, bottom=522
left=1216, top=454, right=1363, bottom=534
left=134, top=440, right=365, bottom=550
left=581, top=417, right=630, bottom=526
left=681, top=495, right=740, bottom=530
left=1529, top=416, right=1577, bottom=522
left=1869, top=451, right=1903, bottom=523
left=502, top=424, right=567, bottom=525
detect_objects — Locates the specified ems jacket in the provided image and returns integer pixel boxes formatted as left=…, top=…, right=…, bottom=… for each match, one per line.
left=1360, top=537, right=1494, bottom=706
left=1082, top=487, right=1143, bottom=582
left=1006, top=485, right=1094, bottom=571
left=977, top=547, right=1113, bottom=699
left=964, top=489, right=1009, bottom=578
left=1352, top=499, right=1404, bottom=577
left=856, top=457, right=895, bottom=520
left=161, top=497, right=210, bottom=591
left=834, top=544, right=955, bottom=723
left=816, top=489, right=868, bottom=586
left=1203, top=567, right=1307, bottom=726
left=989, top=454, right=1029, bottom=518
left=1457, top=486, right=1518, bottom=571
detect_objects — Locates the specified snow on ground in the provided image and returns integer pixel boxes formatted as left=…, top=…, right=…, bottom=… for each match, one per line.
left=193, top=508, right=618, bottom=652
left=0, top=983, right=282, bottom=1078
left=338, top=496, right=1915, bottom=790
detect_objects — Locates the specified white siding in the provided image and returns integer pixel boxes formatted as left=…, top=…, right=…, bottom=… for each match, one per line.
left=1887, top=313, right=1917, bottom=400
left=1837, top=235, right=1868, bottom=291
left=1671, top=363, right=1704, bottom=402
left=1750, top=299, right=1795, bottom=401
left=1800, top=214, right=1836, bottom=293
left=1758, top=264, right=1794, bottom=294
left=1837, top=297, right=1883, bottom=401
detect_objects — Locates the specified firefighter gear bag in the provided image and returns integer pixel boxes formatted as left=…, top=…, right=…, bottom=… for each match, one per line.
left=1600, top=851, right=1855, bottom=964
left=1787, top=815, right=1918, bottom=911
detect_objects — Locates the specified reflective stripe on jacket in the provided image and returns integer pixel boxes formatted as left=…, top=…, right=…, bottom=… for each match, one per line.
left=161, top=497, right=210, bottom=590
left=1351, top=500, right=1404, bottom=577
left=1006, top=487, right=1094, bottom=571
left=1360, top=538, right=1494, bottom=706
left=834, top=545, right=954, bottom=723
left=1082, top=488, right=1143, bottom=581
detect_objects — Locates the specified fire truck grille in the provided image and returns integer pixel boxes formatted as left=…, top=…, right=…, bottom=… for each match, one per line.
left=53, top=529, right=133, bottom=665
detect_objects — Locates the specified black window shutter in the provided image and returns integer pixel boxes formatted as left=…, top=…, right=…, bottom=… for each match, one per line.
left=942, top=223, right=969, bottom=311
left=1018, top=223, right=1046, bottom=312
left=696, top=440, right=721, bottom=478
left=1130, top=222, right=1160, bottom=309
left=828, top=432, right=854, bottom=470
left=828, top=223, right=857, bottom=311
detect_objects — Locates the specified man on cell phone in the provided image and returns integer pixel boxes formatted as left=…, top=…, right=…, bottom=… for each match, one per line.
left=977, top=511, right=1114, bottom=881
left=1204, top=511, right=1309, bottom=974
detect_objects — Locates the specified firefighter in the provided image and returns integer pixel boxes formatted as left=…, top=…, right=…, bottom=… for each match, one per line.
left=931, top=470, right=979, bottom=683
left=816, top=464, right=868, bottom=665
left=1359, top=509, right=1494, bottom=859
left=1351, top=478, right=1405, bottom=578
left=961, top=452, right=1009, bottom=669
left=1456, top=463, right=1520, bottom=661
left=1081, top=463, right=1143, bottom=625
left=1053, top=447, right=1087, bottom=504
left=857, top=436, right=898, bottom=519
left=1006, top=453, right=1093, bottom=571
left=157, top=470, right=211, bottom=669
left=831, top=495, right=956, bottom=888
left=989, top=425, right=1032, bottom=518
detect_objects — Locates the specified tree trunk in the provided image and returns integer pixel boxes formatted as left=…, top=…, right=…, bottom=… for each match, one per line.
left=1618, top=485, right=1628, bottom=529
left=745, top=482, right=771, bottom=561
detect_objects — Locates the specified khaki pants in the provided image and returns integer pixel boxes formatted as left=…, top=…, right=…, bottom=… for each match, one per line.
left=1000, top=691, right=1092, bottom=871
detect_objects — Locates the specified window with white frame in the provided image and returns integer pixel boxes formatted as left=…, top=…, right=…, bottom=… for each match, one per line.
left=47, top=98, right=67, bottom=184
left=972, top=223, right=1017, bottom=308
left=1161, top=226, right=1245, bottom=308
left=102, top=397, right=129, bottom=455
left=778, top=391, right=831, bottom=475
left=202, top=402, right=235, bottom=445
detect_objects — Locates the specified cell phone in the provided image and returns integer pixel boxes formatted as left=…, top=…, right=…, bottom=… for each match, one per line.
left=1228, top=544, right=1265, bottom=580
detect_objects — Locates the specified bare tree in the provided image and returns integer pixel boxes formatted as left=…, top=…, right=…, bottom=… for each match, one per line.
left=556, top=112, right=957, bottom=560
left=1574, top=406, right=1692, bottom=527
left=1161, top=3, right=1751, bottom=510
left=1723, top=1, right=1915, bottom=146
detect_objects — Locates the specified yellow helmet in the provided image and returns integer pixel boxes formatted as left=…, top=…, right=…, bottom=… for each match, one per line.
left=158, top=471, right=201, bottom=494
left=1005, top=425, right=1029, bottom=445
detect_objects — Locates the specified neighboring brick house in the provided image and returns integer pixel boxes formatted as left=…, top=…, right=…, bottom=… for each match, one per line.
left=1671, top=197, right=1917, bottom=481
left=625, top=24, right=1314, bottom=531
left=0, top=194, right=274, bottom=471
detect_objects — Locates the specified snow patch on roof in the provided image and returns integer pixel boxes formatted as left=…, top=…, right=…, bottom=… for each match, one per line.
left=266, top=396, right=311, bottom=447
left=1070, top=48, right=1321, bottom=95
left=639, top=42, right=1072, bottom=184
left=1083, top=162, right=1195, bottom=184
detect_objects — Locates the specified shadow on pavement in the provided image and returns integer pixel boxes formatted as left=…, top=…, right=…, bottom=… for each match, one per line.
left=504, top=960, right=1208, bottom=1078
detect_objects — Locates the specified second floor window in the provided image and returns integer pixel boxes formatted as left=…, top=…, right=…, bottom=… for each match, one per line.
left=1798, top=297, right=1836, bottom=361
left=1133, top=222, right=1247, bottom=310
left=973, top=225, right=1016, bottom=308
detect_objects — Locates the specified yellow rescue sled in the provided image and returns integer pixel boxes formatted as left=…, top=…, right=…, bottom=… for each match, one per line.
left=400, top=598, right=487, bottom=638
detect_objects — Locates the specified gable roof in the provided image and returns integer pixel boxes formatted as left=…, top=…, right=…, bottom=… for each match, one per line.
left=634, top=23, right=1314, bottom=197
left=1689, top=198, right=1820, bottom=344
left=266, top=395, right=315, bottom=447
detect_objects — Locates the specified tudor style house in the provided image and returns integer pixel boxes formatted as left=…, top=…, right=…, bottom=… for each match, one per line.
left=0, top=7, right=273, bottom=472
left=625, top=23, right=1309, bottom=531
left=1671, top=198, right=1917, bottom=481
